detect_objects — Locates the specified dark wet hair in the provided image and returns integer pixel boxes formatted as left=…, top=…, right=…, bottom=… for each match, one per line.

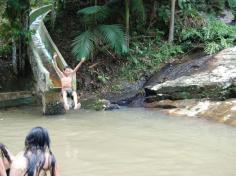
left=64, top=66, right=71, bottom=71
left=0, top=143, right=11, bottom=163
left=24, top=127, right=56, bottom=176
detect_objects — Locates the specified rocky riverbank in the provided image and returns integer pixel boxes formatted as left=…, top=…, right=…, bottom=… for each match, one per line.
left=144, top=46, right=236, bottom=126
left=144, top=99, right=236, bottom=126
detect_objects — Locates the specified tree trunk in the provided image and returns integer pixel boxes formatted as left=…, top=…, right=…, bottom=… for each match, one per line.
left=12, top=39, right=17, bottom=74
left=168, top=0, right=176, bottom=43
left=7, top=0, right=30, bottom=76
left=125, top=0, right=130, bottom=48
left=19, top=0, right=30, bottom=75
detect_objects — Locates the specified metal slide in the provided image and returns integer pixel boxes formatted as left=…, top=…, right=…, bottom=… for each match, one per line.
left=29, top=5, right=76, bottom=115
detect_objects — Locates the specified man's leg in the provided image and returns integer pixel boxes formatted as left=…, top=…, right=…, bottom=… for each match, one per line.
left=62, top=90, right=69, bottom=110
left=72, top=91, right=78, bottom=109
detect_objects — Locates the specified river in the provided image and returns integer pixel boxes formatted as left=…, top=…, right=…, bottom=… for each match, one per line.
left=0, top=107, right=236, bottom=176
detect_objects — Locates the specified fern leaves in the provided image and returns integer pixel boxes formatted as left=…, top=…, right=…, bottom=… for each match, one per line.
left=72, top=31, right=96, bottom=59
left=72, top=4, right=127, bottom=60
left=72, top=25, right=127, bottom=60
left=98, top=25, right=127, bottom=54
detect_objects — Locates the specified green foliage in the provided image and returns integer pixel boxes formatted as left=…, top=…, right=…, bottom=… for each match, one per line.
left=179, top=20, right=236, bottom=54
left=111, top=84, right=123, bottom=92
left=97, top=73, right=110, bottom=84
left=203, top=21, right=236, bottom=54
left=1, top=0, right=31, bottom=42
left=130, top=0, right=146, bottom=22
left=72, top=30, right=96, bottom=59
left=180, top=28, right=203, bottom=41
left=72, top=5, right=127, bottom=60
left=210, top=0, right=225, bottom=10
left=175, top=1, right=236, bottom=55
left=120, top=37, right=184, bottom=80
left=228, top=0, right=236, bottom=8
left=153, top=43, right=184, bottom=63
left=0, top=1, right=6, bottom=17
left=98, top=25, right=127, bottom=54
left=30, top=0, right=51, bottom=7
left=72, top=24, right=127, bottom=59
left=204, top=41, right=221, bottom=54
left=157, top=5, right=171, bottom=24
left=0, top=42, right=11, bottom=56
left=203, top=20, right=235, bottom=39
left=78, top=5, right=110, bottom=24
left=176, top=4, right=206, bottom=28
left=0, top=17, right=32, bottom=57
left=178, top=0, right=193, bottom=10
left=0, top=19, right=32, bottom=41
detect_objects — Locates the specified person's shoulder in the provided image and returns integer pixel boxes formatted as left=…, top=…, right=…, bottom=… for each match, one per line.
left=12, top=152, right=27, bottom=170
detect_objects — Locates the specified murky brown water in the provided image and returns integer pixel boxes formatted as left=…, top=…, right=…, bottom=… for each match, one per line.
left=0, top=107, right=236, bottom=176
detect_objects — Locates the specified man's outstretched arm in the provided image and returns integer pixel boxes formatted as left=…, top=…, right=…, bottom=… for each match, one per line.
left=73, top=57, right=86, bottom=73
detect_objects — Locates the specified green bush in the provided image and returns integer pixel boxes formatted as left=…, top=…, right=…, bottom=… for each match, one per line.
left=179, top=20, right=236, bottom=54
left=119, top=40, right=184, bottom=81
left=0, top=43, right=11, bottom=56
left=151, top=43, right=184, bottom=64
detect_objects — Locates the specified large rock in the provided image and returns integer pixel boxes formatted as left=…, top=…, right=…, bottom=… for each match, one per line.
left=145, top=47, right=236, bottom=101
left=144, top=98, right=236, bottom=126
left=103, top=78, right=146, bottom=106
left=169, top=99, right=236, bottom=126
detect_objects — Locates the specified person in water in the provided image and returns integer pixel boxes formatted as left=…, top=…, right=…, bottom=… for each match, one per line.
left=10, top=127, right=60, bottom=176
left=0, top=143, right=13, bottom=176
left=53, top=52, right=85, bottom=110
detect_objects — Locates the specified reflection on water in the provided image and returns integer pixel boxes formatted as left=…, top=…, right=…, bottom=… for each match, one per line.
left=0, top=107, right=236, bottom=176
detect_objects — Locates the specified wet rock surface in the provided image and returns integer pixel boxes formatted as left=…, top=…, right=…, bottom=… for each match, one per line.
left=145, top=47, right=236, bottom=101
left=103, top=78, right=146, bottom=107
left=152, top=99, right=236, bottom=127
left=81, top=98, right=120, bottom=111
left=43, top=101, right=65, bottom=115
left=144, top=98, right=236, bottom=126
left=145, top=54, right=213, bottom=88
left=144, top=47, right=236, bottom=126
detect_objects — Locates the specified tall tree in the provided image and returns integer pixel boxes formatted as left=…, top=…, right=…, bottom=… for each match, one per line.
left=125, top=0, right=130, bottom=47
left=168, top=0, right=176, bottom=43
left=5, top=0, right=30, bottom=75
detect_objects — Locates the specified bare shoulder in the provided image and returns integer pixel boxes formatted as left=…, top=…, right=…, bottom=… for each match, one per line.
left=11, top=152, right=27, bottom=170
left=10, top=152, right=27, bottom=176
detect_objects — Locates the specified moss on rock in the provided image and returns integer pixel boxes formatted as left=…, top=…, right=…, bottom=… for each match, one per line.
left=81, top=98, right=105, bottom=111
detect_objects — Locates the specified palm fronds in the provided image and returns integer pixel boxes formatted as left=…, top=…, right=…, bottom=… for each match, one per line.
left=98, top=24, right=127, bottom=54
left=72, top=4, right=128, bottom=60
left=72, top=24, right=127, bottom=59
left=228, top=0, right=236, bottom=8
left=78, top=5, right=110, bottom=24
left=72, top=30, right=96, bottom=60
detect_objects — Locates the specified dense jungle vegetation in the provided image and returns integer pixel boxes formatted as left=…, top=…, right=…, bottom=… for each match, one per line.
left=1, top=0, right=236, bottom=92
